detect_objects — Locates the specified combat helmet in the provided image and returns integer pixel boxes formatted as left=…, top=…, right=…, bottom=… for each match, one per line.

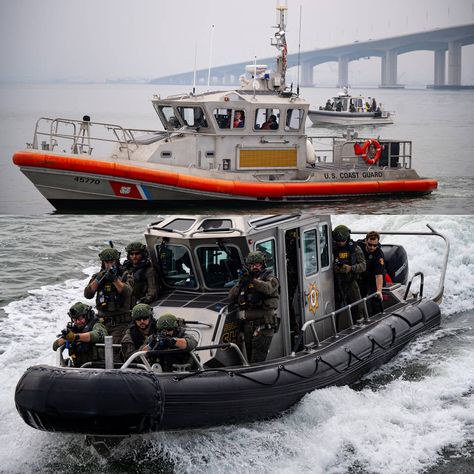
left=332, top=225, right=351, bottom=242
left=245, top=251, right=266, bottom=265
left=68, top=301, right=94, bottom=320
left=156, top=313, right=179, bottom=331
left=125, top=241, right=147, bottom=254
left=131, top=303, right=153, bottom=321
left=99, top=247, right=121, bottom=261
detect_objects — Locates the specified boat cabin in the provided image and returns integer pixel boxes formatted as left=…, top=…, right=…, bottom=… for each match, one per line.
left=144, top=214, right=412, bottom=369
left=147, top=86, right=313, bottom=172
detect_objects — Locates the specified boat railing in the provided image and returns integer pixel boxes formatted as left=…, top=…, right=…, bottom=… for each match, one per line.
left=295, top=291, right=382, bottom=353
left=297, top=225, right=449, bottom=352
left=28, top=116, right=167, bottom=160
left=309, top=136, right=413, bottom=169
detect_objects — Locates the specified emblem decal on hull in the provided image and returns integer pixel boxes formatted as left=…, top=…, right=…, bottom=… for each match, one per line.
left=109, top=181, right=149, bottom=200
left=307, top=282, right=320, bottom=314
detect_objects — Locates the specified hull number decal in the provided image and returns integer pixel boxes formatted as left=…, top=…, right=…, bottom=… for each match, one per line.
left=74, top=176, right=101, bottom=184
left=307, top=282, right=319, bottom=314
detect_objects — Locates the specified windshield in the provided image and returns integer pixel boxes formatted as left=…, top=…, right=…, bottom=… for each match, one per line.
left=197, top=245, right=242, bottom=289
left=157, top=244, right=197, bottom=288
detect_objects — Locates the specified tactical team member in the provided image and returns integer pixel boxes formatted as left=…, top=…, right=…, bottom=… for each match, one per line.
left=229, top=251, right=280, bottom=364
left=357, top=231, right=385, bottom=315
left=122, top=241, right=158, bottom=307
left=145, top=313, right=198, bottom=372
left=53, top=302, right=107, bottom=367
left=84, top=247, right=133, bottom=344
left=121, top=303, right=157, bottom=361
left=332, top=225, right=366, bottom=325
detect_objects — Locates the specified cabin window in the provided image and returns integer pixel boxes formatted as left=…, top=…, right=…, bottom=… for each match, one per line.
left=319, top=224, right=330, bottom=269
left=254, top=239, right=276, bottom=275
left=213, top=108, right=231, bottom=129
left=198, top=219, right=233, bottom=231
left=176, top=106, right=208, bottom=128
left=254, top=108, right=280, bottom=130
left=197, top=245, right=243, bottom=289
left=157, top=244, right=197, bottom=289
left=213, top=109, right=246, bottom=129
left=303, top=229, right=319, bottom=276
left=163, top=218, right=196, bottom=232
left=285, top=108, right=303, bottom=131
left=157, top=105, right=181, bottom=129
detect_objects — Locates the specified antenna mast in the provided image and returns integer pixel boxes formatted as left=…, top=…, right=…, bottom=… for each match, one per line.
left=296, top=5, right=302, bottom=96
left=207, top=25, right=215, bottom=91
left=271, top=1, right=288, bottom=90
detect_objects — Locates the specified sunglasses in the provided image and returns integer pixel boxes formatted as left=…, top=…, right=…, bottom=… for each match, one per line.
left=366, top=242, right=378, bottom=248
left=129, top=252, right=142, bottom=256
left=71, top=315, right=86, bottom=321
left=136, top=317, right=150, bottom=322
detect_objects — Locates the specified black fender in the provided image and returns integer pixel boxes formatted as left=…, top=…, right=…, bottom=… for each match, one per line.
left=15, top=365, right=164, bottom=435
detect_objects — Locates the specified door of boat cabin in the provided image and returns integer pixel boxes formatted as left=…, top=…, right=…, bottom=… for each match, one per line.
left=294, top=222, right=334, bottom=343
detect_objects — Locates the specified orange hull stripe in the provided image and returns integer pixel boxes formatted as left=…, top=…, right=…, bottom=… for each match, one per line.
left=13, top=152, right=438, bottom=197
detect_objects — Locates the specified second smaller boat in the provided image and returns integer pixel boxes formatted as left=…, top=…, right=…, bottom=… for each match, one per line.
left=308, top=88, right=393, bottom=126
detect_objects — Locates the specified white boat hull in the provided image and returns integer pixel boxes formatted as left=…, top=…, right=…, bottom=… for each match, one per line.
left=308, top=110, right=393, bottom=126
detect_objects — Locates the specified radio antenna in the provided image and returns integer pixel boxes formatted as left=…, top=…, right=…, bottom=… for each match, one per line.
left=297, top=5, right=302, bottom=96
left=207, top=24, right=215, bottom=91
left=192, top=41, right=197, bottom=95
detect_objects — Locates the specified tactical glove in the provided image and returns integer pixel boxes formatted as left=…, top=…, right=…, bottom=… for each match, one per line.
left=104, top=267, right=118, bottom=282
left=64, top=330, right=78, bottom=344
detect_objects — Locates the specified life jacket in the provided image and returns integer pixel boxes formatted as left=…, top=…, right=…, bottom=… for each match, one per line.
left=333, top=239, right=357, bottom=267
left=96, top=268, right=125, bottom=312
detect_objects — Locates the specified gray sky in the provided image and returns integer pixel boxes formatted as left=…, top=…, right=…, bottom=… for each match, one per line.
left=0, top=0, right=473, bottom=82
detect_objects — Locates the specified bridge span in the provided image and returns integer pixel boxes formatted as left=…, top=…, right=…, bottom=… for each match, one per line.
left=152, top=23, right=474, bottom=89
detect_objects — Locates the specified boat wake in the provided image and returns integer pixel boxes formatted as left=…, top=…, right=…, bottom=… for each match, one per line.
left=1, top=214, right=474, bottom=472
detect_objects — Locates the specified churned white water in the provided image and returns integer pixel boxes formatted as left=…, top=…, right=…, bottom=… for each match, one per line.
left=0, top=214, right=473, bottom=473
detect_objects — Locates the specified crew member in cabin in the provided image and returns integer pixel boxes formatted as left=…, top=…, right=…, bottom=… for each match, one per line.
left=332, top=225, right=366, bottom=326
left=53, top=302, right=107, bottom=367
left=229, top=251, right=280, bottom=363
left=144, top=313, right=198, bottom=372
left=121, top=303, right=157, bottom=361
left=122, top=241, right=158, bottom=308
left=233, top=110, right=245, bottom=128
left=356, top=231, right=385, bottom=316
left=84, top=247, right=133, bottom=345
left=261, top=114, right=279, bottom=130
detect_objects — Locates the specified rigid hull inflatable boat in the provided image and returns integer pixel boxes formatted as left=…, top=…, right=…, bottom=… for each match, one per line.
left=15, top=213, right=449, bottom=437
left=12, top=5, right=436, bottom=210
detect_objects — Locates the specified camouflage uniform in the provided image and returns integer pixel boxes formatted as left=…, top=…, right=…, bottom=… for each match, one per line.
left=84, top=248, right=133, bottom=344
left=148, top=313, right=198, bottom=372
left=53, top=302, right=107, bottom=367
left=123, top=260, right=158, bottom=307
left=229, top=252, right=280, bottom=363
left=121, top=304, right=158, bottom=361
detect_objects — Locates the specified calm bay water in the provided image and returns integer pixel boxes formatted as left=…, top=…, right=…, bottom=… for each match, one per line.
left=0, top=83, right=473, bottom=214
left=0, top=214, right=473, bottom=473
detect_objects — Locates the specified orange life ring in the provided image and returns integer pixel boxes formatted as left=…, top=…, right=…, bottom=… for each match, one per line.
left=353, top=139, right=383, bottom=165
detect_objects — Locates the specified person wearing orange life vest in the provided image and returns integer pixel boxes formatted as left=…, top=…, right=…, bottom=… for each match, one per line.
left=332, top=225, right=366, bottom=326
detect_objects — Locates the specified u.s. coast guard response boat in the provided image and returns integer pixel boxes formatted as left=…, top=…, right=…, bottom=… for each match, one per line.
left=15, top=213, right=448, bottom=446
left=12, top=4, right=436, bottom=210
